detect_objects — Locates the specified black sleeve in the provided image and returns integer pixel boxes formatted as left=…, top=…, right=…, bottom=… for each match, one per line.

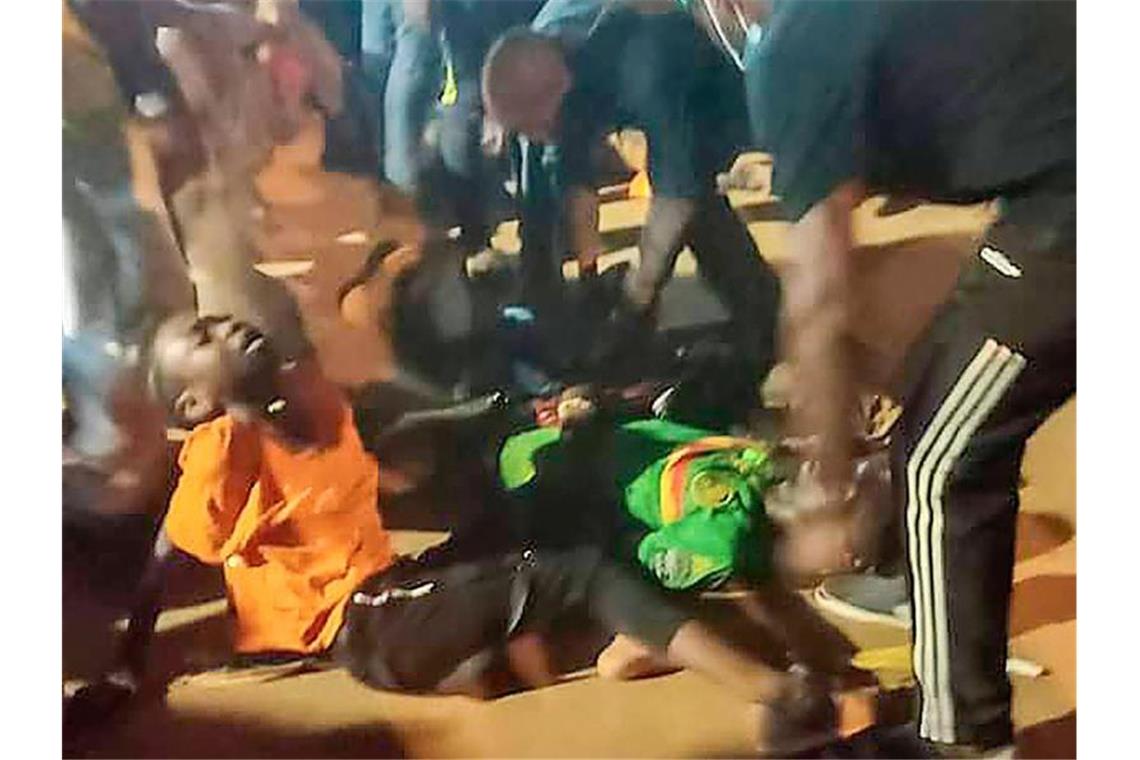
left=751, top=1, right=874, bottom=219
left=556, top=88, right=604, bottom=191
left=619, top=21, right=710, bottom=199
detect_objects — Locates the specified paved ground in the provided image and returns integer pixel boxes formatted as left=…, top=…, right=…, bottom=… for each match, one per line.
left=64, top=117, right=1075, bottom=758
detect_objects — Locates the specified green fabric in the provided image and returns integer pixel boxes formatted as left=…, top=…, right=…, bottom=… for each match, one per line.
left=497, top=418, right=776, bottom=590
left=499, top=426, right=563, bottom=490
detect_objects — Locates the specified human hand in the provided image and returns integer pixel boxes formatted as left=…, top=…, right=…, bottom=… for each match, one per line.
left=556, top=386, right=598, bottom=427
left=482, top=118, right=507, bottom=157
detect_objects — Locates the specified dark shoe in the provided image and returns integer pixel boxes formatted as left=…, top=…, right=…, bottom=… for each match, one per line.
left=585, top=299, right=655, bottom=380
left=864, top=722, right=1015, bottom=758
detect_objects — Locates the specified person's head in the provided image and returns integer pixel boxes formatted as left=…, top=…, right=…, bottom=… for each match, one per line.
left=148, top=313, right=280, bottom=427
left=482, top=28, right=571, bottom=142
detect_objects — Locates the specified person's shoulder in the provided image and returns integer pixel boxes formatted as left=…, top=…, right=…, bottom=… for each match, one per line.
left=182, top=414, right=235, bottom=449
left=177, top=414, right=254, bottom=470
left=762, top=0, right=874, bottom=56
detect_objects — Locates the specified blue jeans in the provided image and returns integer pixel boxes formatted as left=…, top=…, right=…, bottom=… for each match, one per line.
left=382, top=0, right=443, bottom=196
left=383, top=0, right=536, bottom=251
left=302, top=0, right=390, bottom=176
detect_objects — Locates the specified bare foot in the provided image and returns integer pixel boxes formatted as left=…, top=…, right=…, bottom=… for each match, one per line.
left=595, top=635, right=679, bottom=681
left=506, top=633, right=558, bottom=689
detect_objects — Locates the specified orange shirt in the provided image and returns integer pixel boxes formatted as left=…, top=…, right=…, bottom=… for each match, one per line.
left=164, top=371, right=393, bottom=654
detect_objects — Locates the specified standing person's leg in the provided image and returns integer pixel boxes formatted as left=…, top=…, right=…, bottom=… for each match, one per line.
left=894, top=193, right=1074, bottom=750
left=64, top=121, right=195, bottom=347
left=301, top=0, right=379, bottom=175
left=63, top=161, right=123, bottom=344
left=382, top=0, right=441, bottom=194
left=359, top=0, right=396, bottom=179
left=683, top=191, right=781, bottom=376
left=62, top=136, right=173, bottom=514
left=436, top=3, right=493, bottom=254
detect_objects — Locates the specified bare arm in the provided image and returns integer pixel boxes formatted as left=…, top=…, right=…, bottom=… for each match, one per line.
left=115, top=528, right=177, bottom=683
left=783, top=182, right=863, bottom=496
left=626, top=196, right=698, bottom=309
left=64, top=529, right=177, bottom=737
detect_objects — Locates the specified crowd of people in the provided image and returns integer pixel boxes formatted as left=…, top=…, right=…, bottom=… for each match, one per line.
left=62, top=1, right=1075, bottom=758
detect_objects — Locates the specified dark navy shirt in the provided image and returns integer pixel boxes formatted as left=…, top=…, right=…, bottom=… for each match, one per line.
left=749, top=0, right=1076, bottom=220
left=555, top=8, right=753, bottom=198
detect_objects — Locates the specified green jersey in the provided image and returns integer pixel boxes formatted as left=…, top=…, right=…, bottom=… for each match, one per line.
left=499, top=418, right=776, bottom=590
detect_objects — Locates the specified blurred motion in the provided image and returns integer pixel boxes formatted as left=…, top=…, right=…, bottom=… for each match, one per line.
left=60, top=1, right=1076, bottom=759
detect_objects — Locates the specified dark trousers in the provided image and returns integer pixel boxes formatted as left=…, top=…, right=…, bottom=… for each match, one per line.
left=301, top=0, right=392, bottom=177
left=334, top=545, right=687, bottom=693
left=627, top=192, right=782, bottom=375
left=69, top=0, right=176, bottom=103
left=894, top=190, right=1075, bottom=747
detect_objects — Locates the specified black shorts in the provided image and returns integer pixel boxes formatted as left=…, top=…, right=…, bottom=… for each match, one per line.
left=333, top=545, right=687, bottom=693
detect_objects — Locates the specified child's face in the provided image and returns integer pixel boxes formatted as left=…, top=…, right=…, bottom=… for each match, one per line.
left=154, top=315, right=279, bottom=422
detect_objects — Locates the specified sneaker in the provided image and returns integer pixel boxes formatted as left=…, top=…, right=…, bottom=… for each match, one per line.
left=814, top=574, right=912, bottom=629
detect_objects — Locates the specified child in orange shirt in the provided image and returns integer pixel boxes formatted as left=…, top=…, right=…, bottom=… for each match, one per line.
left=74, top=312, right=853, bottom=756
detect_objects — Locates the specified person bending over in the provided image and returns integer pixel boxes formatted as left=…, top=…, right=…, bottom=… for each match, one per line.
left=70, top=313, right=850, bottom=756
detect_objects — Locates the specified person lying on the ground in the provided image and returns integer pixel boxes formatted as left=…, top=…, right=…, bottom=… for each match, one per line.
left=363, top=379, right=892, bottom=678
left=499, top=387, right=780, bottom=591
left=67, top=312, right=867, bottom=756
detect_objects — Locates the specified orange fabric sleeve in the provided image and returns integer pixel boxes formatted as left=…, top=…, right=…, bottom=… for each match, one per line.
left=164, top=418, right=261, bottom=565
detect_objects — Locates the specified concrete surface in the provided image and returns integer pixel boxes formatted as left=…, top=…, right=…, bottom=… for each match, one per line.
left=64, top=116, right=1075, bottom=758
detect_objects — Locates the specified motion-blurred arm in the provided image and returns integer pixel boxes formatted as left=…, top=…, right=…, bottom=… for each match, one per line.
left=783, top=182, right=863, bottom=499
